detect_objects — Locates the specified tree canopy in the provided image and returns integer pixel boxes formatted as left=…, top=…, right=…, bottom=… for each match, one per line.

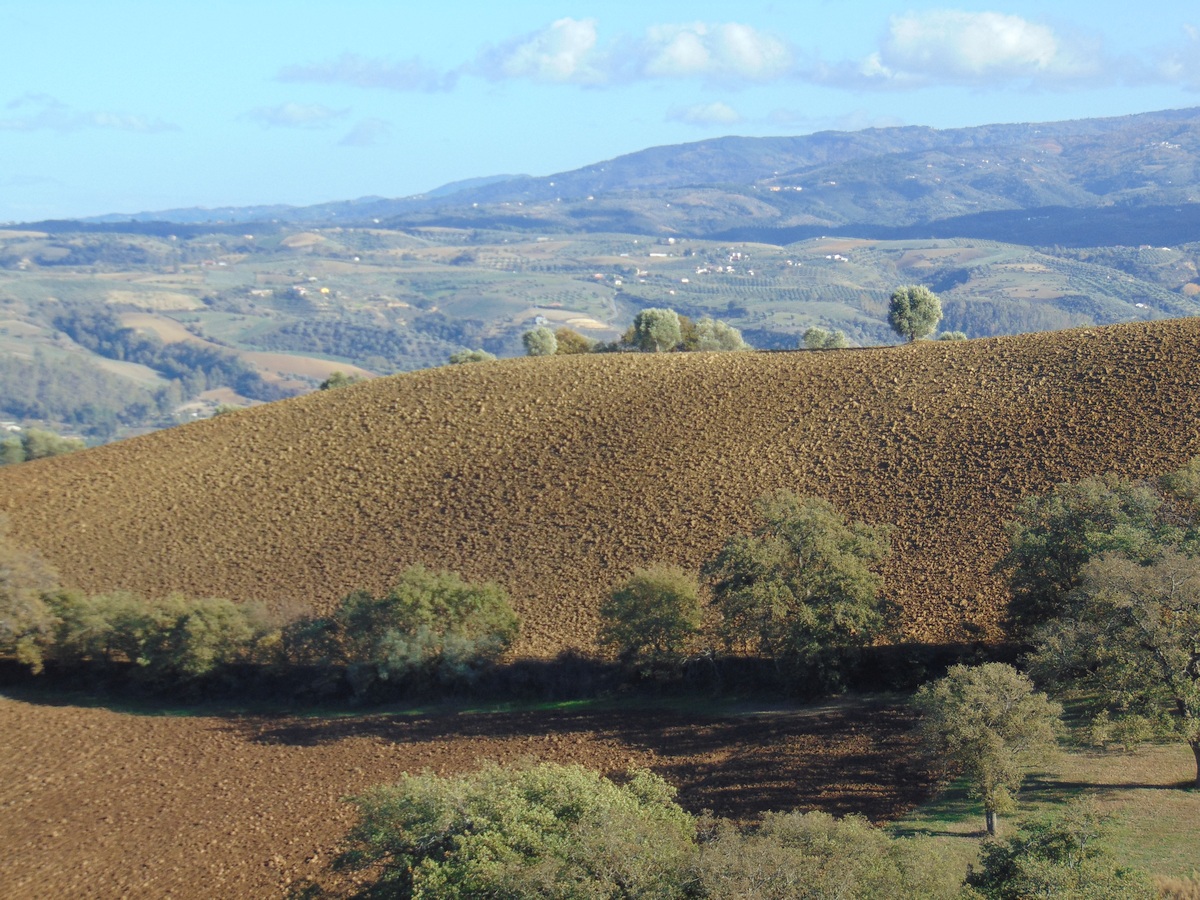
left=704, top=491, right=890, bottom=689
left=598, top=565, right=702, bottom=675
left=522, top=325, right=558, bottom=357
left=1028, top=548, right=1200, bottom=787
left=631, top=308, right=683, bottom=352
left=801, top=326, right=849, bottom=350
left=887, top=285, right=942, bottom=342
left=913, top=663, right=1061, bottom=835
left=338, top=762, right=697, bottom=899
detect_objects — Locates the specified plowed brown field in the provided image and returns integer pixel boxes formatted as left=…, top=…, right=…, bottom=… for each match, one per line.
left=0, top=694, right=930, bottom=898
left=4, top=319, right=1200, bottom=653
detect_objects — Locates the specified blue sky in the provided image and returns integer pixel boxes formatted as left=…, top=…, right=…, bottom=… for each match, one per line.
left=3, top=1, right=1198, bottom=221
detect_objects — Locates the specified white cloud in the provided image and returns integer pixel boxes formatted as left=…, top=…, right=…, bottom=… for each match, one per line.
left=667, top=101, right=743, bottom=126
left=246, top=103, right=347, bottom=128
left=476, top=19, right=793, bottom=86
left=0, top=94, right=177, bottom=133
left=804, top=11, right=1105, bottom=90
left=477, top=17, right=606, bottom=84
left=339, top=118, right=391, bottom=147
left=279, top=53, right=455, bottom=91
left=1152, top=23, right=1200, bottom=91
left=882, top=11, right=1091, bottom=80
left=642, top=23, right=792, bottom=81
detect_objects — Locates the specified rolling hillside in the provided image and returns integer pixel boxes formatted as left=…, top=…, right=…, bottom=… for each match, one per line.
left=4, top=318, right=1200, bottom=655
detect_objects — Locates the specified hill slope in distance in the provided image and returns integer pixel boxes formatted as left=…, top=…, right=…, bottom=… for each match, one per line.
left=4, top=318, right=1200, bottom=654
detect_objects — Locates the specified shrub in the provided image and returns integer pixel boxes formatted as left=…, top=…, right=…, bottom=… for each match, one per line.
left=318, top=371, right=362, bottom=390
left=692, top=316, right=750, bottom=351
left=936, top=331, right=968, bottom=341
left=0, top=428, right=86, bottom=465
left=704, top=491, right=890, bottom=690
left=41, top=590, right=274, bottom=685
left=328, top=565, right=519, bottom=698
left=598, top=565, right=702, bottom=675
left=338, top=762, right=697, bottom=898
left=698, top=810, right=960, bottom=899
left=0, top=521, right=60, bottom=672
left=522, top=325, right=558, bottom=357
left=553, top=327, right=595, bottom=354
left=802, top=326, right=849, bottom=350
left=966, top=799, right=1155, bottom=899
left=448, top=348, right=497, bottom=364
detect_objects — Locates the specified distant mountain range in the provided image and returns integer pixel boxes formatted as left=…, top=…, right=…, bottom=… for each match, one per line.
left=61, top=106, right=1200, bottom=248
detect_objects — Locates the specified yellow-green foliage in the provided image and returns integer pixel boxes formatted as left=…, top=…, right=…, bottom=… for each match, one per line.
left=0, top=519, right=59, bottom=672
left=302, top=565, right=520, bottom=698
left=340, top=762, right=696, bottom=899
left=599, top=565, right=702, bottom=672
left=698, top=810, right=960, bottom=900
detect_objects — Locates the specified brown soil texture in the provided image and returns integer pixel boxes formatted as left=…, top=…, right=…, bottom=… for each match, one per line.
left=0, top=694, right=930, bottom=898
left=4, top=319, right=1200, bottom=653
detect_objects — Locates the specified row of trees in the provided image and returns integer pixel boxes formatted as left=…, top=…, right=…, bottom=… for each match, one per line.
left=516, top=308, right=752, bottom=360
left=0, top=539, right=519, bottom=700
left=517, top=286, right=951, bottom=363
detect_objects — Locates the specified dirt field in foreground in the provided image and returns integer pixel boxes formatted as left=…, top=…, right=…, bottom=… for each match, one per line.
left=0, top=694, right=930, bottom=898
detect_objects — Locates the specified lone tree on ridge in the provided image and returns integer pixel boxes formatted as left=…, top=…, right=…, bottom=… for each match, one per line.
left=888, top=285, right=942, bottom=342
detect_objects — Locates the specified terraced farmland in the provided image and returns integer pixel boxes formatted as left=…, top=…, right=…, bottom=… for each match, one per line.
left=4, top=318, right=1200, bottom=655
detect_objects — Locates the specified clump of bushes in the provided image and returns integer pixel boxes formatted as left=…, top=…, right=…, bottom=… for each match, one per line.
left=2, top=530, right=520, bottom=700
left=600, top=491, right=892, bottom=693
left=6, top=588, right=275, bottom=688
left=336, top=760, right=961, bottom=899
left=283, top=565, right=519, bottom=700
left=0, top=428, right=86, bottom=466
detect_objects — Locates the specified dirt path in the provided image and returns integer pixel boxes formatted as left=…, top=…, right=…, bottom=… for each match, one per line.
left=0, top=693, right=931, bottom=898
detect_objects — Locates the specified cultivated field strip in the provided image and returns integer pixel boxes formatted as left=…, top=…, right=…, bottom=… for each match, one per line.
left=4, top=318, right=1200, bottom=655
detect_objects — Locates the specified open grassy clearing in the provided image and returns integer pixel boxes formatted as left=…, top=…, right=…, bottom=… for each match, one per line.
left=890, top=740, right=1200, bottom=879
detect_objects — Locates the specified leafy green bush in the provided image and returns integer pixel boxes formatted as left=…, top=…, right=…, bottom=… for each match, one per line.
left=318, top=371, right=362, bottom=390
left=553, top=327, right=595, bottom=354
left=40, top=590, right=274, bottom=685
left=801, top=326, right=849, bottom=350
left=704, top=491, right=890, bottom=690
left=338, top=762, right=696, bottom=898
left=0, top=521, right=60, bottom=672
left=692, top=315, right=750, bottom=351
left=448, top=348, right=497, bottom=364
left=522, top=325, right=558, bottom=357
left=312, top=565, right=519, bottom=699
left=598, top=565, right=702, bottom=675
left=698, top=810, right=960, bottom=900
left=0, top=428, right=86, bottom=465
left=965, top=799, right=1154, bottom=899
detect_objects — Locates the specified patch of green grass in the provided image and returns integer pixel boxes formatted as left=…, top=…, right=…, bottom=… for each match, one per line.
left=889, top=739, right=1200, bottom=880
